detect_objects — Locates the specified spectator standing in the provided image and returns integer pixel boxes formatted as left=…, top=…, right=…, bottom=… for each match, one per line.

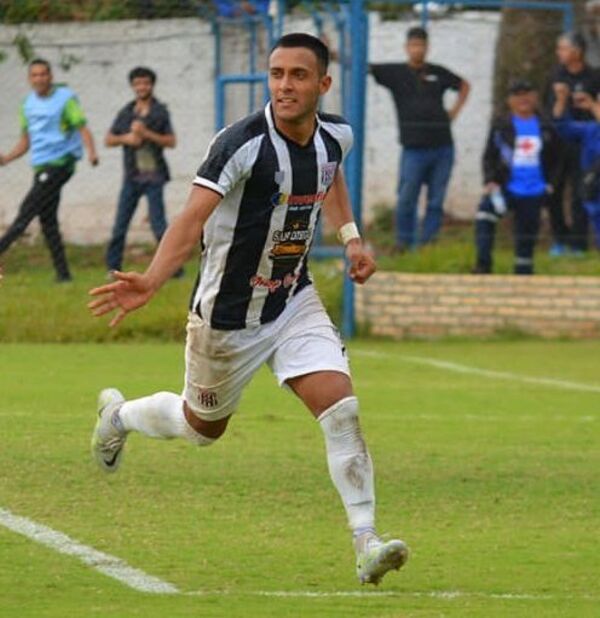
left=105, top=67, right=178, bottom=275
left=473, top=80, right=560, bottom=275
left=370, top=27, right=470, bottom=250
left=545, top=32, right=599, bottom=256
left=553, top=85, right=600, bottom=249
left=213, top=0, right=270, bottom=17
left=0, top=58, right=98, bottom=282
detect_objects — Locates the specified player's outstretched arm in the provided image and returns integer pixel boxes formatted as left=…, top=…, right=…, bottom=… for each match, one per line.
left=88, top=185, right=221, bottom=327
left=322, top=168, right=376, bottom=285
left=0, top=133, right=29, bottom=166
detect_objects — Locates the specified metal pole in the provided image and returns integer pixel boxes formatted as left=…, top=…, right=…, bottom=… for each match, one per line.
left=214, top=20, right=224, bottom=131
left=342, top=0, right=368, bottom=339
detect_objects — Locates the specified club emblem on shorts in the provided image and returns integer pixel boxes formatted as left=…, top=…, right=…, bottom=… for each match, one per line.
left=198, top=388, right=218, bottom=409
left=320, top=162, right=337, bottom=188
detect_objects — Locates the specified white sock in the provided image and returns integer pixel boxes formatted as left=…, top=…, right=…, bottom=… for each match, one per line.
left=118, top=391, right=214, bottom=446
left=318, top=396, right=375, bottom=534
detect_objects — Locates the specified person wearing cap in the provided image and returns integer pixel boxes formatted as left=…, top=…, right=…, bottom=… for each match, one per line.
left=545, top=32, right=600, bottom=256
left=473, top=80, right=560, bottom=275
left=370, top=27, right=470, bottom=251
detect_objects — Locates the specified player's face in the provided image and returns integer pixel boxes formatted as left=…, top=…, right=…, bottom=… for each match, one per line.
left=268, top=47, right=331, bottom=124
left=405, top=38, right=428, bottom=65
left=131, top=77, right=154, bottom=101
left=508, top=91, right=537, bottom=116
left=28, top=64, right=52, bottom=96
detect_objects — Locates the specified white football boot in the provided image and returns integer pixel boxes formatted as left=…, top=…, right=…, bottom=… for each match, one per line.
left=355, top=533, right=409, bottom=585
left=91, top=388, right=127, bottom=473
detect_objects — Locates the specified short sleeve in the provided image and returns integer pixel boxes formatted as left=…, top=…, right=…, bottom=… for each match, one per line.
left=110, top=107, right=131, bottom=135
left=160, top=107, right=174, bottom=135
left=19, top=104, right=28, bottom=133
left=438, top=66, right=462, bottom=91
left=193, top=127, right=259, bottom=196
left=370, top=63, right=395, bottom=89
left=62, top=97, right=87, bottom=129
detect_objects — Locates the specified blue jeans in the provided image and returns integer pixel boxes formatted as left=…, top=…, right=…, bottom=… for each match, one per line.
left=396, top=145, right=454, bottom=248
left=106, top=179, right=168, bottom=270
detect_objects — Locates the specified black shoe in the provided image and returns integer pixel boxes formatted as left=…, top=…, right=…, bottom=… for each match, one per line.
left=171, top=268, right=185, bottom=279
left=56, top=274, right=73, bottom=283
left=471, top=264, right=491, bottom=274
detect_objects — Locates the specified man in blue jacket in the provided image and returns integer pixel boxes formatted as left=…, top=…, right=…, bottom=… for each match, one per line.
left=0, top=58, right=98, bottom=282
left=553, top=83, right=600, bottom=249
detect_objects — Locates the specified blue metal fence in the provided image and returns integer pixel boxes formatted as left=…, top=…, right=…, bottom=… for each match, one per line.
left=211, top=0, right=576, bottom=338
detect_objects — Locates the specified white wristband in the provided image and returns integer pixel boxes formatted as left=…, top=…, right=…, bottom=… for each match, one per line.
left=338, top=222, right=361, bottom=245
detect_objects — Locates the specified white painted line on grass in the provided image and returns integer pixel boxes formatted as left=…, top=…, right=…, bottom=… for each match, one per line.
left=354, top=350, right=600, bottom=394
left=2, top=507, right=597, bottom=603
left=185, top=589, right=596, bottom=601
left=0, top=507, right=178, bottom=594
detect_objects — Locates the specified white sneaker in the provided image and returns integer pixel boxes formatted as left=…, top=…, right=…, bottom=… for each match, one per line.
left=356, top=534, right=409, bottom=585
left=91, top=388, right=127, bottom=473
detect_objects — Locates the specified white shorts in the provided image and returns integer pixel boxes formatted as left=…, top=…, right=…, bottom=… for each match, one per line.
left=182, top=286, right=350, bottom=421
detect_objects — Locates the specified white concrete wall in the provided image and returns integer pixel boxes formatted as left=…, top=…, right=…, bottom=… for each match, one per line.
left=0, top=12, right=499, bottom=245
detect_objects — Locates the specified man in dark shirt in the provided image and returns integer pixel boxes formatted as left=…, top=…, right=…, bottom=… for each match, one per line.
left=105, top=66, right=176, bottom=273
left=545, top=33, right=599, bottom=255
left=370, top=27, right=470, bottom=250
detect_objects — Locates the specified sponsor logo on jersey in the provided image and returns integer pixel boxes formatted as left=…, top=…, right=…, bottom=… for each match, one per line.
left=320, top=162, right=337, bottom=187
left=270, top=191, right=327, bottom=208
left=250, top=273, right=299, bottom=293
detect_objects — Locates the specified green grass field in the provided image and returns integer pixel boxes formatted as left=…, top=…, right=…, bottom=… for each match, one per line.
left=2, top=340, right=599, bottom=617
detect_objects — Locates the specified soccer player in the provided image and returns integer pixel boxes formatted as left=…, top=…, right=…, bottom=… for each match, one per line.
left=0, top=58, right=98, bottom=282
left=88, top=33, right=408, bottom=585
left=104, top=67, right=178, bottom=275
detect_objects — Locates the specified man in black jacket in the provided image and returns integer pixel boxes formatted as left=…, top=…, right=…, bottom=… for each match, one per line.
left=545, top=33, right=599, bottom=255
left=105, top=67, right=177, bottom=274
left=473, top=80, right=560, bottom=275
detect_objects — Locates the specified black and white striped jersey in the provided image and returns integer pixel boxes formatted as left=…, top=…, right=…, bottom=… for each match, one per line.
left=190, top=103, right=353, bottom=330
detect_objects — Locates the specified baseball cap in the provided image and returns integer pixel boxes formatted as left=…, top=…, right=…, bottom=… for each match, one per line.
left=508, top=79, right=535, bottom=95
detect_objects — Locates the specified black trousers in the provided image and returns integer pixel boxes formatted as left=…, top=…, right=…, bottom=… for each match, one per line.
left=0, top=164, right=73, bottom=279
left=548, top=141, right=589, bottom=251
left=475, top=192, right=544, bottom=275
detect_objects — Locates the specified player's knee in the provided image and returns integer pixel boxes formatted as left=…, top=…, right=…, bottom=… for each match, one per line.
left=183, top=401, right=230, bottom=445
left=317, top=396, right=361, bottom=438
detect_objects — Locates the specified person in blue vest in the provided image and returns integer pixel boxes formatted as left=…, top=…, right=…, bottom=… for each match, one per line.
left=0, top=58, right=98, bottom=282
left=473, top=80, right=560, bottom=275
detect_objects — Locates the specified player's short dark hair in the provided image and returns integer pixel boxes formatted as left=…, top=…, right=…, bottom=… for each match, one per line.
left=128, top=66, right=157, bottom=84
left=29, top=58, right=51, bottom=73
left=560, top=31, right=587, bottom=54
left=271, top=33, right=329, bottom=74
left=407, top=27, right=428, bottom=41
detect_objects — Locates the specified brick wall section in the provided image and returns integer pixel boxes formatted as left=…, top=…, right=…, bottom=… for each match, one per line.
left=355, top=273, right=600, bottom=339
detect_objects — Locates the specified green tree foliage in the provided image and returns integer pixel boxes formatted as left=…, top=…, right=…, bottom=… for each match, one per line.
left=0, top=0, right=211, bottom=23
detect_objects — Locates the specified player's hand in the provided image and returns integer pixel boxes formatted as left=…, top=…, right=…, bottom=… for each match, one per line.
left=484, top=182, right=500, bottom=194
left=573, top=91, right=594, bottom=110
left=122, top=132, right=142, bottom=147
left=553, top=82, right=570, bottom=101
left=345, top=239, right=376, bottom=284
left=89, top=154, right=99, bottom=166
left=88, top=271, right=156, bottom=328
left=0, top=153, right=7, bottom=166
left=131, top=120, right=148, bottom=137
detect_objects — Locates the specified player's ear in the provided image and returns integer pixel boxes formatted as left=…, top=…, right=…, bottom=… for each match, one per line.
left=320, top=74, right=332, bottom=96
